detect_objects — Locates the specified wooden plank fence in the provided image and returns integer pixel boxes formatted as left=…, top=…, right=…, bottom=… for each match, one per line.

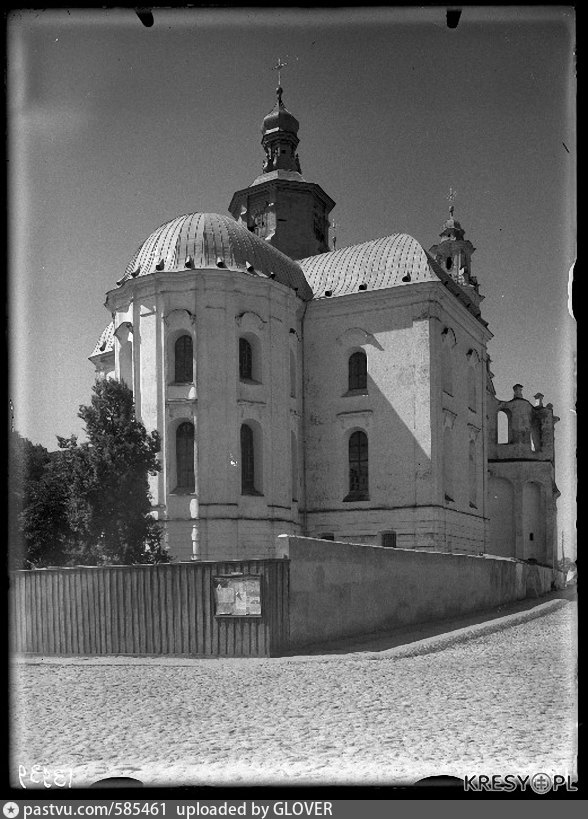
left=10, top=559, right=290, bottom=658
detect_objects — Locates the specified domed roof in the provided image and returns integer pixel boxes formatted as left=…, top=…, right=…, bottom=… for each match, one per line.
left=262, top=87, right=299, bottom=136
left=299, top=233, right=438, bottom=298
left=90, top=321, right=115, bottom=358
left=117, top=212, right=313, bottom=300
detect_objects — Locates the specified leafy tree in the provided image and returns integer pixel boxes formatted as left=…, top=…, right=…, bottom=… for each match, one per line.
left=8, top=432, right=52, bottom=569
left=20, top=379, right=169, bottom=567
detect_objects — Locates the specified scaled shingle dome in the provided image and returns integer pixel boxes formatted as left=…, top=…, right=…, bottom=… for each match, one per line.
left=299, top=233, right=438, bottom=298
left=117, top=212, right=313, bottom=301
left=90, top=321, right=115, bottom=357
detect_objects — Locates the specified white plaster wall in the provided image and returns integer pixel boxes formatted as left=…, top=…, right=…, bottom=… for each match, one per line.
left=107, top=270, right=303, bottom=561
left=487, top=460, right=556, bottom=565
left=302, top=284, right=490, bottom=554
left=303, top=290, right=433, bottom=520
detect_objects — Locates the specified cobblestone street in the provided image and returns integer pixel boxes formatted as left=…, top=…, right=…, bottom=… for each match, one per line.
left=11, top=599, right=577, bottom=789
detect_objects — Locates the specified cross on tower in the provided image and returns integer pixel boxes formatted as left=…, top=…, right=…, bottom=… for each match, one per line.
left=447, top=187, right=457, bottom=216
left=273, top=58, right=287, bottom=86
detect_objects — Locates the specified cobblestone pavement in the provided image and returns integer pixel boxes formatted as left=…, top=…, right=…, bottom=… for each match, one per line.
left=11, top=601, right=577, bottom=788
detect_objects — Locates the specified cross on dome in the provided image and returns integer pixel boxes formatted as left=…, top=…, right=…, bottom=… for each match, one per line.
left=273, top=57, right=287, bottom=89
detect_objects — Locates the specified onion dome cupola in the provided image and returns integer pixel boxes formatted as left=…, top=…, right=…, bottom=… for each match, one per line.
left=428, top=204, right=483, bottom=310
left=261, top=85, right=302, bottom=175
left=229, top=82, right=335, bottom=262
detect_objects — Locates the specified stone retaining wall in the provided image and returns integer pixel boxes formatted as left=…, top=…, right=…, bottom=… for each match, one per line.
left=276, top=535, right=557, bottom=650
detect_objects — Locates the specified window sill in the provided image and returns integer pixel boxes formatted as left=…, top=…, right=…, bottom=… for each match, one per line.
left=240, top=378, right=262, bottom=386
left=170, top=382, right=194, bottom=387
left=343, top=493, right=370, bottom=503
left=241, top=490, right=264, bottom=497
left=343, top=389, right=368, bottom=397
left=171, top=487, right=195, bottom=495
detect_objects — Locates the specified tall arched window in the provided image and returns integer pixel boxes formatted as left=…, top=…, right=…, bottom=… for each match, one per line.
left=348, top=350, right=367, bottom=392
left=346, top=430, right=369, bottom=500
left=241, top=423, right=259, bottom=495
left=176, top=422, right=195, bottom=492
left=174, top=335, right=193, bottom=383
left=239, top=338, right=253, bottom=381
left=441, top=328, right=455, bottom=395
left=442, top=346, right=453, bottom=394
left=468, top=365, right=477, bottom=411
left=497, top=410, right=510, bottom=444
left=469, top=439, right=477, bottom=507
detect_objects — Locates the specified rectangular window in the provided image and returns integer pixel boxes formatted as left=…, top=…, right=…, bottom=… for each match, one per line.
left=344, top=430, right=369, bottom=501
left=381, top=532, right=397, bottom=548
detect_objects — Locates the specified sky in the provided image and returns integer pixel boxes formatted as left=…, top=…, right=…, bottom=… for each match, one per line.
left=8, top=7, right=576, bottom=557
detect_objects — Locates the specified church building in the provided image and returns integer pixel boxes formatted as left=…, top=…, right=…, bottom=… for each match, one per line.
left=89, top=84, right=559, bottom=566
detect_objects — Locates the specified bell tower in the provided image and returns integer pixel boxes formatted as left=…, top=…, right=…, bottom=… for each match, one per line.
left=429, top=205, right=483, bottom=309
left=229, top=73, right=335, bottom=261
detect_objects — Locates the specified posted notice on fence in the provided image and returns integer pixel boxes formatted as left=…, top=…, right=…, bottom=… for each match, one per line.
left=213, top=575, right=262, bottom=617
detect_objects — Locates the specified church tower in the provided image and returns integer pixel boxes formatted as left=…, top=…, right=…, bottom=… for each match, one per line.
left=229, top=82, right=335, bottom=260
left=428, top=206, right=483, bottom=310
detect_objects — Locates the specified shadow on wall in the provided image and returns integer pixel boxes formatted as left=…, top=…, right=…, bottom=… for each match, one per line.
left=303, top=306, right=446, bottom=546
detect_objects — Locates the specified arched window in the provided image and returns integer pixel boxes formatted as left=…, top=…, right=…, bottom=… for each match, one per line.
left=441, top=328, right=455, bottom=396
left=468, top=440, right=477, bottom=507
left=442, top=345, right=453, bottom=394
left=530, top=418, right=542, bottom=452
left=176, top=422, right=195, bottom=492
left=348, top=350, right=367, bottom=392
left=468, top=365, right=477, bottom=411
left=346, top=430, right=369, bottom=500
left=241, top=423, right=262, bottom=495
left=497, top=410, right=510, bottom=444
left=174, top=335, right=193, bottom=383
left=239, top=338, right=253, bottom=381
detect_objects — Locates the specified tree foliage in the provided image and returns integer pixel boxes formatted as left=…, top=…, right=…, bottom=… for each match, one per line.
left=18, top=379, right=169, bottom=567
left=9, top=432, right=52, bottom=569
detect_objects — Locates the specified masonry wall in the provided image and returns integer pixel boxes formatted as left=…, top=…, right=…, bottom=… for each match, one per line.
left=277, top=535, right=555, bottom=650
